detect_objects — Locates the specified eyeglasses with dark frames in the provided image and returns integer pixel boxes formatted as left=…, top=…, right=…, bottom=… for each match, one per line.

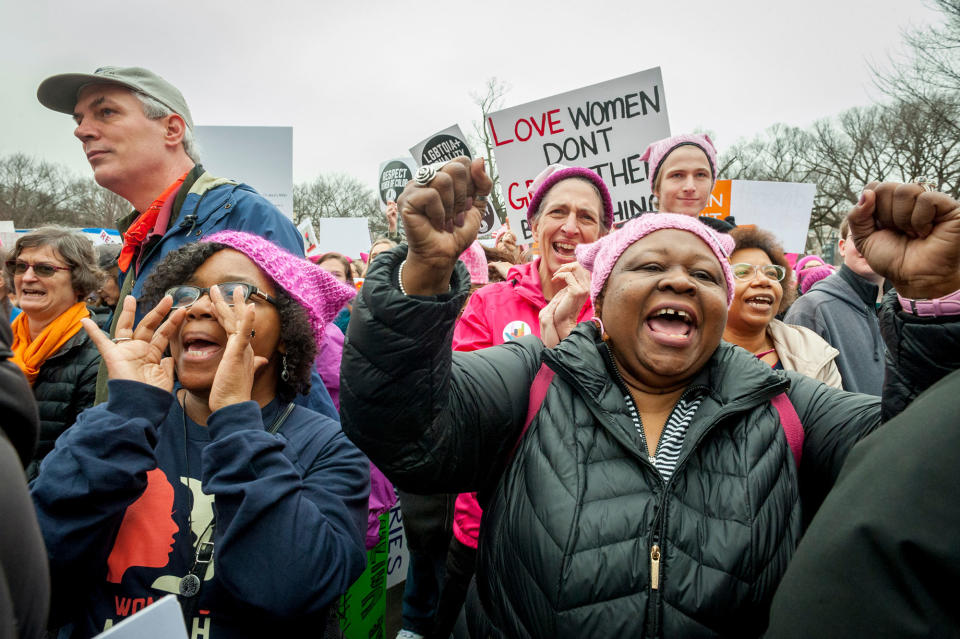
left=730, top=263, right=786, bottom=282
left=164, top=282, right=278, bottom=309
left=5, top=260, right=73, bottom=278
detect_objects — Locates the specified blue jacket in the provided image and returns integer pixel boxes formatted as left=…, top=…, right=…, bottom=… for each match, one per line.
left=111, top=167, right=339, bottom=421
left=118, top=168, right=304, bottom=304
left=32, top=380, right=369, bottom=638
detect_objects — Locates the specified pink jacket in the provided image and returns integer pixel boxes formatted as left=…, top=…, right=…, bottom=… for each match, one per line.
left=451, top=259, right=594, bottom=547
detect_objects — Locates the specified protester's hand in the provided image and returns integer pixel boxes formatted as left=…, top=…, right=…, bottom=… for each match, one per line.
left=496, top=229, right=521, bottom=263
left=848, top=182, right=960, bottom=299
left=81, top=295, right=184, bottom=392
left=385, top=200, right=399, bottom=234
left=489, top=261, right=512, bottom=281
left=207, top=285, right=270, bottom=414
left=539, top=263, right=591, bottom=348
left=397, top=157, right=492, bottom=295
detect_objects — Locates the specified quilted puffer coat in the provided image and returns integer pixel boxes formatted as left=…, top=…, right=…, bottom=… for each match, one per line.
left=27, top=328, right=100, bottom=479
left=341, top=247, right=956, bottom=638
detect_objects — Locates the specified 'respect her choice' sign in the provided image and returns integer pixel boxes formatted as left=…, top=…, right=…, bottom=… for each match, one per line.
left=487, top=68, right=671, bottom=242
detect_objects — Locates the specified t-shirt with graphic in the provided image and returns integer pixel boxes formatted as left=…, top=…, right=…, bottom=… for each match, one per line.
left=32, top=379, right=370, bottom=639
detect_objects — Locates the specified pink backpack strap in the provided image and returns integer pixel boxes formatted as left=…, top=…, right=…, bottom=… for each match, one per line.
left=508, top=363, right=555, bottom=460
left=771, top=392, right=804, bottom=468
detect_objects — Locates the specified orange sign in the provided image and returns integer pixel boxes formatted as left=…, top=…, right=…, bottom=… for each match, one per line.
left=700, top=180, right=732, bottom=219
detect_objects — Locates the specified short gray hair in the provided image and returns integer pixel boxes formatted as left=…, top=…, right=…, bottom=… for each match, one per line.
left=531, top=177, right=609, bottom=232
left=135, top=92, right=201, bottom=164
left=4, top=226, right=102, bottom=300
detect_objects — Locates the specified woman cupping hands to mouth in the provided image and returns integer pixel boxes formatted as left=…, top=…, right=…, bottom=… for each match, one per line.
left=32, top=232, right=369, bottom=638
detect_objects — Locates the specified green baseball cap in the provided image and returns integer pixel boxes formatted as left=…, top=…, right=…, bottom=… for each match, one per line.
left=37, top=66, right=194, bottom=129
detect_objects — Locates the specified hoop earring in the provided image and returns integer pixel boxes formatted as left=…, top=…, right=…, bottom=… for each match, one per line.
left=281, top=353, right=290, bottom=382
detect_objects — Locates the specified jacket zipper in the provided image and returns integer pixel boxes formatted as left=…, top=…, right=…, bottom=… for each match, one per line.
left=554, top=341, right=790, bottom=635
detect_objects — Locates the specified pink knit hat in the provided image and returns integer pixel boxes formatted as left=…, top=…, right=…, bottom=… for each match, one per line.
left=458, top=240, right=489, bottom=285
left=640, top=133, right=718, bottom=189
left=202, top=231, right=356, bottom=347
left=525, top=164, right=614, bottom=229
left=797, top=263, right=836, bottom=295
left=575, top=213, right=735, bottom=307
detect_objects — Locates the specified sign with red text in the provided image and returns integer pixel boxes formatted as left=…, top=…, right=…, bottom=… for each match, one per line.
left=488, top=68, right=670, bottom=242
left=409, top=125, right=501, bottom=236
left=702, top=179, right=816, bottom=253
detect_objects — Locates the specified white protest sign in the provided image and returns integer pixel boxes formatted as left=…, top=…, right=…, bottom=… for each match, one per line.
left=312, top=217, right=372, bottom=258
left=410, top=124, right=473, bottom=167
left=386, top=502, right=409, bottom=589
left=194, top=126, right=294, bottom=218
left=700, top=180, right=816, bottom=254
left=377, top=157, right=417, bottom=210
left=488, top=68, right=670, bottom=243
left=0, top=220, right=16, bottom=250
left=409, top=125, right=501, bottom=236
left=94, top=595, right=188, bottom=639
left=297, top=219, right=321, bottom=258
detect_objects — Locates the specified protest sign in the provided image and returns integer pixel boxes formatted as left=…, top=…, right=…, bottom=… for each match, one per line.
left=296, top=219, right=321, bottom=258
left=312, top=217, right=372, bottom=259
left=410, top=126, right=500, bottom=236
left=0, top=220, right=16, bottom=250
left=336, top=514, right=389, bottom=638
left=94, top=596, right=187, bottom=639
left=378, top=157, right=417, bottom=210
left=410, top=124, right=473, bottom=167
left=386, top=502, right=410, bottom=590
left=487, top=68, right=670, bottom=242
left=701, top=180, right=816, bottom=253
left=194, top=126, right=294, bottom=218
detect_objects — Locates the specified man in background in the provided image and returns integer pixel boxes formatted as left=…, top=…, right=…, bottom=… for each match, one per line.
left=784, top=217, right=887, bottom=394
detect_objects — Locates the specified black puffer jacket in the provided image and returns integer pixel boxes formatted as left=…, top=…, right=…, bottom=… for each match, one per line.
left=27, top=328, right=100, bottom=480
left=341, top=248, right=958, bottom=638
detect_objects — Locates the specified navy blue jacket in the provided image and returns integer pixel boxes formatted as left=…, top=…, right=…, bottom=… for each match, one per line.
left=32, top=380, right=369, bottom=638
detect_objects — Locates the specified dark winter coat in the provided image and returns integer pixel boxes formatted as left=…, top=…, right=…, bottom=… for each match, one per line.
left=783, top=265, right=885, bottom=395
left=766, top=365, right=960, bottom=638
left=341, top=248, right=957, bottom=638
left=27, top=327, right=100, bottom=480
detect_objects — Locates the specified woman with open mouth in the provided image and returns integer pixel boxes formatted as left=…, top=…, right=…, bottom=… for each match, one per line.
left=722, top=226, right=842, bottom=387
left=431, top=163, right=613, bottom=639
left=4, top=226, right=103, bottom=479
left=32, top=231, right=369, bottom=637
left=340, top=157, right=960, bottom=638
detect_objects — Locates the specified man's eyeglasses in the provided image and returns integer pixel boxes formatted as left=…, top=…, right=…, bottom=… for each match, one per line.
left=5, top=260, right=72, bottom=278
left=731, top=263, right=786, bottom=282
left=164, top=282, right=278, bottom=309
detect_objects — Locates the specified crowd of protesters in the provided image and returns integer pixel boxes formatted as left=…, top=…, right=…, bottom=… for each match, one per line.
left=1, top=65, right=958, bottom=639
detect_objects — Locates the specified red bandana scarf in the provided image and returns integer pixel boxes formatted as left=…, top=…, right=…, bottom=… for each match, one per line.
left=117, top=172, right=188, bottom=273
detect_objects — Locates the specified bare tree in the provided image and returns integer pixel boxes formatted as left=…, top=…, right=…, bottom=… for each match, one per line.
left=0, top=154, right=83, bottom=227
left=873, top=0, right=960, bottom=137
left=470, top=77, right=511, bottom=223
left=293, top=173, right=385, bottom=244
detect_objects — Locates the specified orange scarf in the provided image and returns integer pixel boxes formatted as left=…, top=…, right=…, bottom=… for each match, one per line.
left=11, top=301, right=90, bottom=385
left=118, top=172, right=189, bottom=273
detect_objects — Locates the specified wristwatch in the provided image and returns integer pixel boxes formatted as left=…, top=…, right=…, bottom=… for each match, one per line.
left=898, top=288, right=960, bottom=316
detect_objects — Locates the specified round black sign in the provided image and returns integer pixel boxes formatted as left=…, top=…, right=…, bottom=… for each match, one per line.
left=379, top=160, right=412, bottom=205
left=420, top=134, right=472, bottom=166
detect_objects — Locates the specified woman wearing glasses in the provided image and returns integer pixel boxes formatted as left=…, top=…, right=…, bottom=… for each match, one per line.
left=31, top=231, right=369, bottom=637
left=3, top=226, right=102, bottom=478
left=723, top=227, right=842, bottom=387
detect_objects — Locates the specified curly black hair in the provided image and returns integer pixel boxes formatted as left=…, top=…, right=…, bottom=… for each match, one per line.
left=140, top=242, right=316, bottom=402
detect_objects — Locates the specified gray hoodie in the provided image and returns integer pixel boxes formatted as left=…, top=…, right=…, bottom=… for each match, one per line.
left=783, top=265, right=885, bottom=395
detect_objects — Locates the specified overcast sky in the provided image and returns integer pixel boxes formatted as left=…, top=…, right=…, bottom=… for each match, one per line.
left=1, top=0, right=938, bottom=193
